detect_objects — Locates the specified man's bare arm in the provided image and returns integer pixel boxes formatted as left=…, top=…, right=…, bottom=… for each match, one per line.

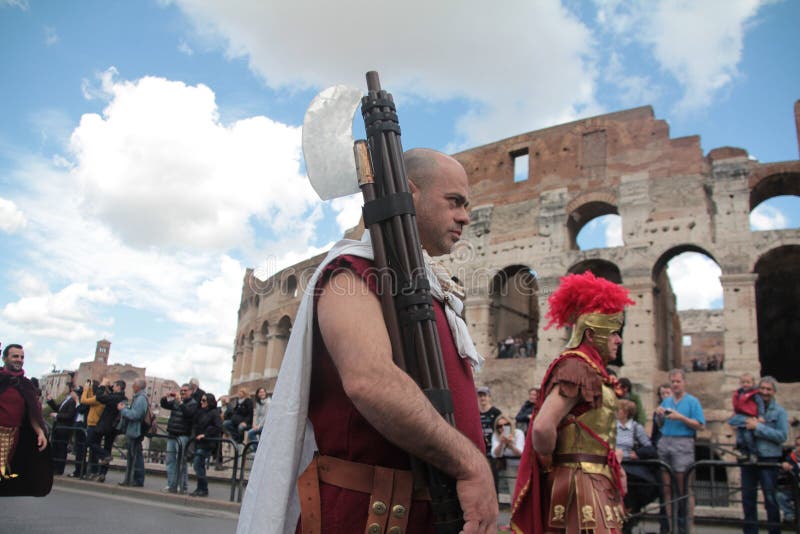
left=318, top=270, right=498, bottom=533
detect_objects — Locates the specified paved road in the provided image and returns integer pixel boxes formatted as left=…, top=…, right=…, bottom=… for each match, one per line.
left=4, top=485, right=239, bottom=534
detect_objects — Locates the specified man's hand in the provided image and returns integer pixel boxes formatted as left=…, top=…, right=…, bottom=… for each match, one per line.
left=782, top=461, right=792, bottom=471
left=456, top=459, right=499, bottom=534
left=35, top=427, right=47, bottom=451
left=196, top=434, right=205, bottom=441
left=745, top=417, right=759, bottom=430
left=117, top=402, right=125, bottom=411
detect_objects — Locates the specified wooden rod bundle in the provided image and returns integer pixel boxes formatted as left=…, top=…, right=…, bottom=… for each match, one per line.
left=354, top=71, right=463, bottom=533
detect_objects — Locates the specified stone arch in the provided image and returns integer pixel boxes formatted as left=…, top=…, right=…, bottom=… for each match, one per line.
left=252, top=320, right=270, bottom=378
left=749, top=164, right=800, bottom=210
left=489, top=265, right=539, bottom=358
left=567, top=259, right=622, bottom=284
left=263, top=315, right=293, bottom=374
left=277, top=315, right=292, bottom=333
left=754, top=245, right=800, bottom=382
left=651, top=245, right=721, bottom=372
left=565, top=193, right=620, bottom=250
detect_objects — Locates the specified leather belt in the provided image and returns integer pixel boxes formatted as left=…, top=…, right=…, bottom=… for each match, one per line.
left=298, top=454, right=430, bottom=534
left=554, top=453, right=607, bottom=464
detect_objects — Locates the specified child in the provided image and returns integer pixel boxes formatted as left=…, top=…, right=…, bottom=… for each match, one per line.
left=727, top=373, right=764, bottom=461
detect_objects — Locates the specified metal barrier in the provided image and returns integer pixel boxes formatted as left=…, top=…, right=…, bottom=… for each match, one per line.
left=185, top=436, right=240, bottom=502
left=237, top=441, right=259, bottom=502
left=686, top=459, right=800, bottom=532
left=48, top=424, right=89, bottom=477
left=621, top=458, right=679, bottom=533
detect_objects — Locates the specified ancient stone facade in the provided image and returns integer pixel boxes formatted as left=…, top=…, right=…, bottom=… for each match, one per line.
left=679, top=310, right=724, bottom=370
left=39, top=370, right=73, bottom=402
left=232, top=102, right=800, bottom=447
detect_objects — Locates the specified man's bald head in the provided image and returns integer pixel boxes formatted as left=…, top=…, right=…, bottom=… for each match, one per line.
left=404, top=148, right=443, bottom=190
left=403, top=148, right=470, bottom=256
left=404, top=148, right=470, bottom=191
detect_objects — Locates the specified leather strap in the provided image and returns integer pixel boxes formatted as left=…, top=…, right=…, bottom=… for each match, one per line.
left=297, top=455, right=427, bottom=534
left=298, top=456, right=322, bottom=534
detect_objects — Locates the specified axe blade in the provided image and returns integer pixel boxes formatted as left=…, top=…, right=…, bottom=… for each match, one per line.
left=301, top=85, right=363, bottom=201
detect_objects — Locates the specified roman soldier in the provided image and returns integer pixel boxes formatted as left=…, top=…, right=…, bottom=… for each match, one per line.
left=511, top=271, right=635, bottom=533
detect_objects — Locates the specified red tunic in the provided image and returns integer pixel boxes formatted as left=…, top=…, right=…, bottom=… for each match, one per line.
left=305, top=255, right=483, bottom=533
left=0, top=371, right=26, bottom=427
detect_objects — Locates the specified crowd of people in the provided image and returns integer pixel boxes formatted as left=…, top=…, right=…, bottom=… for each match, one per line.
left=25, top=366, right=272, bottom=498
left=496, top=335, right=537, bottom=359
left=690, top=354, right=723, bottom=372
left=483, top=367, right=799, bottom=533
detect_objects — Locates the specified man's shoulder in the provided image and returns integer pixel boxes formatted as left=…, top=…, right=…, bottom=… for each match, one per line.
left=769, top=401, right=788, bottom=416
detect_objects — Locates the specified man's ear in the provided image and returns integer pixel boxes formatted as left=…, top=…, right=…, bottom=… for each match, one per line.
left=408, top=179, right=419, bottom=195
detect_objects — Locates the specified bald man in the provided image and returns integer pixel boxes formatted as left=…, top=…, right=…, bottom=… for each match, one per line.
left=239, top=149, right=497, bottom=534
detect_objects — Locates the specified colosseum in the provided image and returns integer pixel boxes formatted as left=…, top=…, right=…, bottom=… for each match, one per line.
left=230, top=100, right=800, bottom=456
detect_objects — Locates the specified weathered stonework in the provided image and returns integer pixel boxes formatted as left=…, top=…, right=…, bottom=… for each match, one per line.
left=232, top=102, right=800, bottom=448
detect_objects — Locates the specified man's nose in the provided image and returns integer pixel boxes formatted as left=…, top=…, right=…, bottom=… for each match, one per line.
left=455, top=206, right=470, bottom=226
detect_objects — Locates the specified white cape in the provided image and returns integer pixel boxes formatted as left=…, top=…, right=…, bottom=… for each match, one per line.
left=236, top=233, right=482, bottom=534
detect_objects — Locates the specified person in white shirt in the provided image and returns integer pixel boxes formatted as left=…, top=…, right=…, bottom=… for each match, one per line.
left=491, top=414, right=524, bottom=458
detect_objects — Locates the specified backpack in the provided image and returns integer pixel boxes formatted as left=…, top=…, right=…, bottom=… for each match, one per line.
left=141, top=404, right=158, bottom=436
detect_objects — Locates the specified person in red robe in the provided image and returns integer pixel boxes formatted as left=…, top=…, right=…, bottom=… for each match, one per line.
left=0, top=343, right=52, bottom=497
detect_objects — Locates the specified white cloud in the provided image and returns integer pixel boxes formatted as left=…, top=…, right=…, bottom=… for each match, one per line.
left=178, top=40, right=194, bottom=55
left=2, top=69, right=356, bottom=393
left=604, top=52, right=659, bottom=106
left=70, top=68, right=318, bottom=251
left=750, top=203, right=788, bottom=230
left=170, top=0, right=600, bottom=147
left=0, top=197, right=27, bottom=233
left=603, top=215, right=623, bottom=246
left=44, top=25, right=59, bottom=46
left=2, top=282, right=116, bottom=341
left=596, top=0, right=766, bottom=114
left=0, top=0, right=28, bottom=10
left=330, top=193, right=362, bottom=233
left=666, top=252, right=723, bottom=310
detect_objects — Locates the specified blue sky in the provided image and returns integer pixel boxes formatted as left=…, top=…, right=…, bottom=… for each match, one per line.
left=1, top=0, right=798, bottom=394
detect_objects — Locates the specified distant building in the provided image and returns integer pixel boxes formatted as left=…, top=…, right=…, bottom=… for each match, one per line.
left=39, top=369, right=73, bottom=401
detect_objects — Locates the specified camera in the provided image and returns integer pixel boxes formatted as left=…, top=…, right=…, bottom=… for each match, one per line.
left=664, top=409, right=673, bottom=415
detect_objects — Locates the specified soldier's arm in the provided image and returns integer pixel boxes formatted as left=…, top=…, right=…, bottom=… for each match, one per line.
left=531, top=385, right=578, bottom=467
left=318, top=269, right=498, bottom=534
